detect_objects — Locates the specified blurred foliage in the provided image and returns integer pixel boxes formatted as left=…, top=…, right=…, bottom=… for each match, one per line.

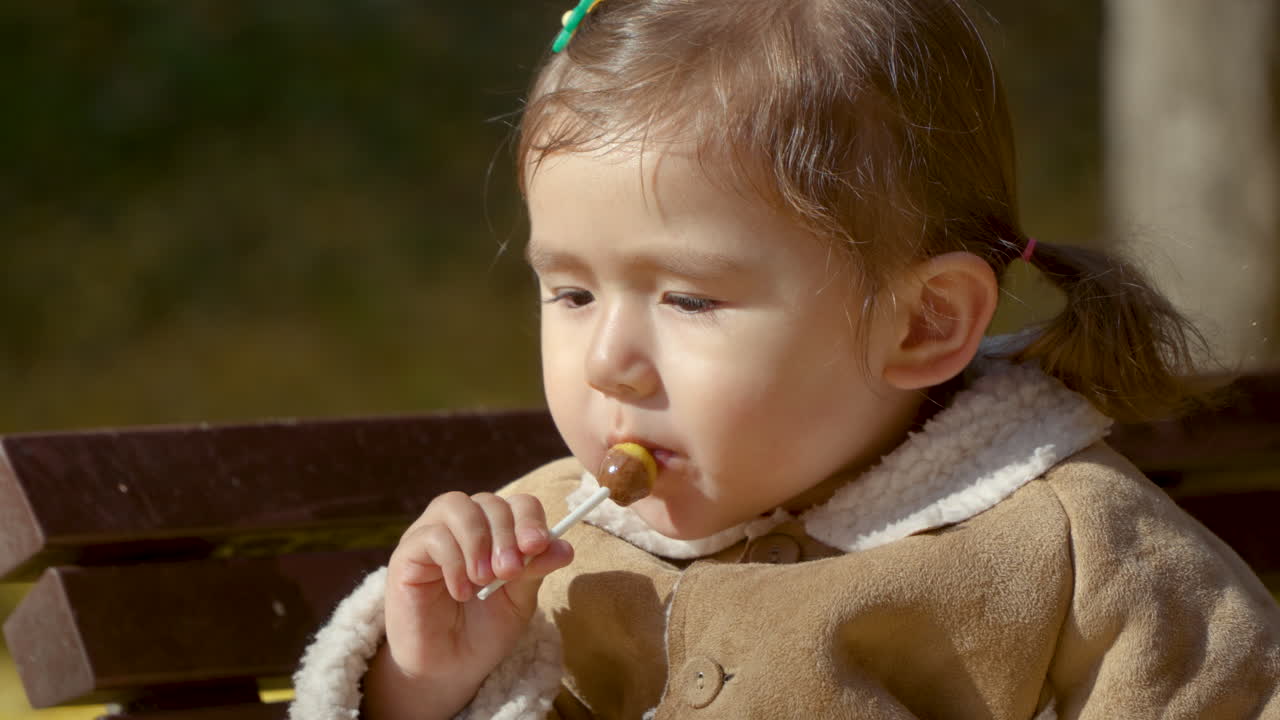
left=0, top=0, right=1102, bottom=434
left=976, top=1, right=1103, bottom=245
left=0, top=1, right=559, bottom=432
left=0, top=1, right=1105, bottom=716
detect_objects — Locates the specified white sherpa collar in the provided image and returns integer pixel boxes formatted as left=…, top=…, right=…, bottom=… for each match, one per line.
left=566, top=357, right=1112, bottom=560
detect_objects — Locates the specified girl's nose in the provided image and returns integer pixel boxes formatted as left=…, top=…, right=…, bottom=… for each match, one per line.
left=585, top=307, right=658, bottom=400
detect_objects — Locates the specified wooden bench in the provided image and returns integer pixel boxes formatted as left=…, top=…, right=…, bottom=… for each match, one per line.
left=3, top=377, right=1279, bottom=719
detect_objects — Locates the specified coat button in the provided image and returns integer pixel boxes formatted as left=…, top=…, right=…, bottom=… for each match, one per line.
left=746, top=533, right=801, bottom=564
left=681, top=656, right=724, bottom=708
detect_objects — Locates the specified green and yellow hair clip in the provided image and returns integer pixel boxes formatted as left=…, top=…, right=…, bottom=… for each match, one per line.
left=553, top=0, right=604, bottom=53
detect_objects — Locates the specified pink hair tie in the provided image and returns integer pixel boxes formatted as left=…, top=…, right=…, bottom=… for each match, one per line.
left=1021, top=237, right=1037, bottom=262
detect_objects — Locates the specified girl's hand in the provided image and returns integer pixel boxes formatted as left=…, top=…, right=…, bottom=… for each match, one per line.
left=362, top=491, right=574, bottom=720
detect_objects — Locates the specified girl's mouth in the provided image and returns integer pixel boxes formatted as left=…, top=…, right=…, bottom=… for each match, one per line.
left=605, top=437, right=677, bottom=471
left=649, top=448, right=676, bottom=469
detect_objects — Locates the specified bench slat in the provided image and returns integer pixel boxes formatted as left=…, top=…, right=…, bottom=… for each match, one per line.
left=1108, top=373, right=1280, bottom=475
left=3, top=374, right=1275, bottom=581
left=100, top=703, right=287, bottom=720
left=1173, top=491, right=1280, bottom=577
left=3, top=549, right=389, bottom=708
left=0, top=411, right=567, bottom=581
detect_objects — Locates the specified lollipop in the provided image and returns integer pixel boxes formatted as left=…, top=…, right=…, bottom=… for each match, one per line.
left=597, top=442, right=657, bottom=506
left=474, top=442, right=658, bottom=600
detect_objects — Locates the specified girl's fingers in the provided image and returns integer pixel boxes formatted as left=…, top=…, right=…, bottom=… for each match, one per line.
left=403, top=490, right=468, bottom=536
left=432, top=492, right=496, bottom=588
left=393, top=521, right=472, bottom=602
left=472, top=493, right=521, bottom=580
left=507, top=493, right=552, bottom=556
left=395, top=490, right=562, bottom=603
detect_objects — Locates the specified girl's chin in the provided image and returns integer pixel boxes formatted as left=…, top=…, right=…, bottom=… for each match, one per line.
left=632, top=499, right=734, bottom=541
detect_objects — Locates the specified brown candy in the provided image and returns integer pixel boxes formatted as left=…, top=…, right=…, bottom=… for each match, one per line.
left=598, top=442, right=657, bottom=506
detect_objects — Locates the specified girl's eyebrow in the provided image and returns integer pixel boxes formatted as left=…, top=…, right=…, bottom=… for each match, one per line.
left=642, top=248, right=749, bottom=279
left=525, top=241, right=749, bottom=280
left=524, top=240, right=584, bottom=274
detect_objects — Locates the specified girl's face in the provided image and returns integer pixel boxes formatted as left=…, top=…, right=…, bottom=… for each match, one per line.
left=527, top=147, right=919, bottom=539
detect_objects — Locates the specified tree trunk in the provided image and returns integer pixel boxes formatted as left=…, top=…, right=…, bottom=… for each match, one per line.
left=1104, top=0, right=1279, bottom=370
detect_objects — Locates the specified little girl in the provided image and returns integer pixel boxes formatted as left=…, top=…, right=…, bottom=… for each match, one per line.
left=291, top=0, right=1280, bottom=717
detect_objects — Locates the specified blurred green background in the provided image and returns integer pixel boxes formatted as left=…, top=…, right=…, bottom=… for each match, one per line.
left=0, top=1, right=1101, bottom=716
left=0, top=0, right=1104, bottom=437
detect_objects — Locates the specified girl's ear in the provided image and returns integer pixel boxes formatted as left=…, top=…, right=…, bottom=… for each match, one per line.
left=881, top=252, right=999, bottom=391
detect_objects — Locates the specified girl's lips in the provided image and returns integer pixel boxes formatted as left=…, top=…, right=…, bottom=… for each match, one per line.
left=650, top=448, right=676, bottom=469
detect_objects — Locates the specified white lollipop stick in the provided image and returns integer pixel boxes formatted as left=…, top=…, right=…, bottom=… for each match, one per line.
left=474, top=486, right=610, bottom=601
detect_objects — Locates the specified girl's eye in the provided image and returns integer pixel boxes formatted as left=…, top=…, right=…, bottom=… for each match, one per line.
left=544, top=288, right=594, bottom=308
left=663, top=293, right=720, bottom=314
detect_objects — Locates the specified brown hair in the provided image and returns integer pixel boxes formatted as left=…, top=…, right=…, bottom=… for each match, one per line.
left=516, top=0, right=1208, bottom=422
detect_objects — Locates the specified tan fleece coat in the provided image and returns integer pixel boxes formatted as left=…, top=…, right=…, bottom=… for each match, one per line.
left=532, top=445, right=1279, bottom=719
left=290, top=361, right=1280, bottom=720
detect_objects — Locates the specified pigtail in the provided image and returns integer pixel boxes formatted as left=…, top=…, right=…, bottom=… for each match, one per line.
left=1003, top=240, right=1214, bottom=423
